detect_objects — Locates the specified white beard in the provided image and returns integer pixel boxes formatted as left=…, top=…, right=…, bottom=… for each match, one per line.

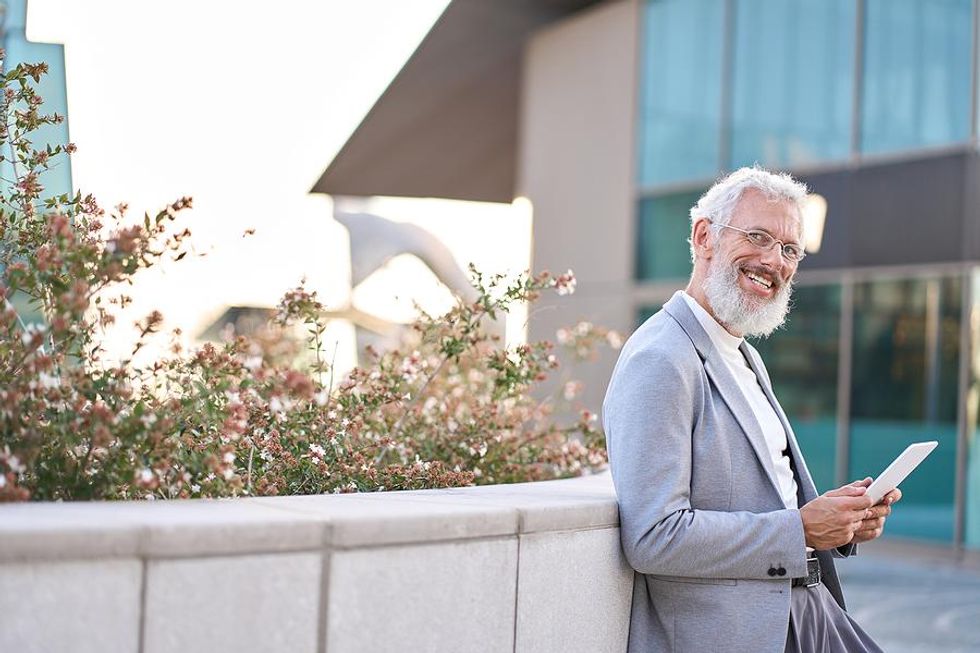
left=703, top=257, right=793, bottom=338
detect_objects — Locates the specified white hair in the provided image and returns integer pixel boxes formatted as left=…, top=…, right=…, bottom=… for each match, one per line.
left=688, top=166, right=809, bottom=262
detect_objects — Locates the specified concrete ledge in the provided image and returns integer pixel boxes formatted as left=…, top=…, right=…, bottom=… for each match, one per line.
left=0, top=471, right=633, bottom=653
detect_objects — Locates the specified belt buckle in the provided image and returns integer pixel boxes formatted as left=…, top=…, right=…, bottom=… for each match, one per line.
left=804, top=556, right=821, bottom=588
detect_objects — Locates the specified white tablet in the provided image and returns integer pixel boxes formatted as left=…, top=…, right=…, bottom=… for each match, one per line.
left=866, top=441, right=938, bottom=505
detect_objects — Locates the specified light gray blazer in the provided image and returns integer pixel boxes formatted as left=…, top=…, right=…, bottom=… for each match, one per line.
left=603, top=294, right=851, bottom=652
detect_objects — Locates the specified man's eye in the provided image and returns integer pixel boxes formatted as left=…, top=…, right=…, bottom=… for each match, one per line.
left=748, top=232, right=772, bottom=245
left=784, top=246, right=804, bottom=260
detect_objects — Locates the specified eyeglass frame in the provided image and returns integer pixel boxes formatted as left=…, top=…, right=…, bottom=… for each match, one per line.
left=706, top=219, right=807, bottom=263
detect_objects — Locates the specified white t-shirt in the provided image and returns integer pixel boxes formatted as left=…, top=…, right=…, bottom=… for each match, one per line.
left=678, top=291, right=799, bottom=509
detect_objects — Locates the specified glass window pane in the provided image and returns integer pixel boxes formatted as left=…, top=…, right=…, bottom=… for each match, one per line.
left=849, top=277, right=961, bottom=542
left=638, top=0, right=724, bottom=187
left=965, top=269, right=980, bottom=549
left=636, top=191, right=701, bottom=281
left=861, top=0, right=972, bottom=154
left=730, top=0, right=855, bottom=169
left=750, top=284, right=840, bottom=493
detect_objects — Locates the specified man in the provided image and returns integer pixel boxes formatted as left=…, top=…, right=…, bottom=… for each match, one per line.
left=603, top=167, right=901, bottom=652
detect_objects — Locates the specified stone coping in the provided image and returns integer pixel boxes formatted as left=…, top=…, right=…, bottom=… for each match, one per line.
left=0, top=471, right=618, bottom=562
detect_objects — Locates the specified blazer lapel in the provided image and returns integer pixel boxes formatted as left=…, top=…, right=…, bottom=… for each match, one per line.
left=740, top=343, right=819, bottom=503
left=663, top=295, right=784, bottom=503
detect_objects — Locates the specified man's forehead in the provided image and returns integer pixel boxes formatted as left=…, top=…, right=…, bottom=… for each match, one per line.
left=730, top=190, right=802, bottom=232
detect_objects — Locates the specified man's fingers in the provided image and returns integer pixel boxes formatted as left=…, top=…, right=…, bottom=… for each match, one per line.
left=826, top=484, right=869, bottom=498
left=884, top=488, right=903, bottom=505
left=829, top=494, right=874, bottom=510
left=849, top=477, right=873, bottom=488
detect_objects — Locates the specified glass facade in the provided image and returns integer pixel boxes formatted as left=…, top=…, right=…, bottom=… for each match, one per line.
left=730, top=0, right=855, bottom=169
left=634, top=0, right=980, bottom=547
left=966, top=270, right=980, bottom=549
left=637, top=0, right=976, bottom=192
left=637, top=0, right=724, bottom=187
left=861, top=0, right=973, bottom=154
left=750, top=284, right=841, bottom=493
left=848, top=277, right=961, bottom=541
left=635, top=190, right=701, bottom=281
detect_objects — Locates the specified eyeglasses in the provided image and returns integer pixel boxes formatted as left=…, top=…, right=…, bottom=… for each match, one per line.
left=708, top=220, right=806, bottom=263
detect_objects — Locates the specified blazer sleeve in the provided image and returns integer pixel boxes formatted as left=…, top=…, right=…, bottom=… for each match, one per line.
left=604, top=345, right=808, bottom=581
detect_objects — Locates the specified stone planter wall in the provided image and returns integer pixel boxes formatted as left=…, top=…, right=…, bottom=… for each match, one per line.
left=0, top=472, right=633, bottom=653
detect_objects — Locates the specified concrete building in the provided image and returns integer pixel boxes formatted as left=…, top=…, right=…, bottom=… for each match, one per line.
left=315, top=0, right=980, bottom=551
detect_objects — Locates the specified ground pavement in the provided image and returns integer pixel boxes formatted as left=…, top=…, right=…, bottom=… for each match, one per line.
left=839, top=541, right=980, bottom=652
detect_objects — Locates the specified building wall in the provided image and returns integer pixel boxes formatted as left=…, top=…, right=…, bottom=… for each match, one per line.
left=518, top=0, right=640, bottom=411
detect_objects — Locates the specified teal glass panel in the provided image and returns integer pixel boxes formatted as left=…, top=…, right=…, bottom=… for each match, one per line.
left=638, top=0, right=724, bottom=186
left=0, top=0, right=73, bottom=201
left=750, top=284, right=841, bottom=493
left=849, top=277, right=961, bottom=542
left=965, top=269, right=980, bottom=549
left=636, top=190, right=701, bottom=281
left=730, top=0, right=854, bottom=169
left=861, top=0, right=972, bottom=154
left=636, top=305, right=659, bottom=327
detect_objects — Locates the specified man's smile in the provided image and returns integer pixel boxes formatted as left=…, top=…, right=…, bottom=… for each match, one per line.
left=738, top=265, right=780, bottom=298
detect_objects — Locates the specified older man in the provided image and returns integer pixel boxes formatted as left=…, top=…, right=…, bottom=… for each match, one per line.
left=603, top=167, right=900, bottom=652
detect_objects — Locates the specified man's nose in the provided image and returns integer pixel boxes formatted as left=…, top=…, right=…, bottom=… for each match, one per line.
left=758, top=243, right=784, bottom=268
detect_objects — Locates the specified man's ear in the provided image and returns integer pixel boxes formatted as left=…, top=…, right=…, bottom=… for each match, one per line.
left=691, top=218, right=713, bottom=261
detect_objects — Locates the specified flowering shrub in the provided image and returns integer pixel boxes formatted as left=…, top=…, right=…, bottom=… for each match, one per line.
left=0, top=58, right=620, bottom=501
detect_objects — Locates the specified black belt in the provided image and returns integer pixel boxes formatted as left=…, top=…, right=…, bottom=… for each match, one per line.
left=791, top=554, right=821, bottom=588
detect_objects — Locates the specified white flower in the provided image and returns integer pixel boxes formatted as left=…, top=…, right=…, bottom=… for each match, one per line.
left=555, top=269, right=577, bottom=296
left=243, top=356, right=263, bottom=371
left=0, top=475, right=6, bottom=488
left=191, top=483, right=201, bottom=493
left=563, top=381, right=582, bottom=401
left=6, top=455, right=25, bottom=474
left=606, top=330, right=624, bottom=349
left=556, top=328, right=572, bottom=345
left=268, top=397, right=284, bottom=414
left=313, top=390, right=328, bottom=406
left=138, top=468, right=154, bottom=484
left=38, top=372, right=60, bottom=390
left=309, top=443, right=326, bottom=457
left=222, top=451, right=235, bottom=464
left=575, top=321, right=592, bottom=336
left=222, top=467, right=235, bottom=480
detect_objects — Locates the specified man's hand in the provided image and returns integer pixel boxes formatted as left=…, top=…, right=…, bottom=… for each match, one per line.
left=799, top=482, right=874, bottom=550
left=848, top=477, right=903, bottom=544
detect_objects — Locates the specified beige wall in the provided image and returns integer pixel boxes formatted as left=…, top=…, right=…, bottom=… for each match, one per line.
left=518, top=0, right=640, bottom=409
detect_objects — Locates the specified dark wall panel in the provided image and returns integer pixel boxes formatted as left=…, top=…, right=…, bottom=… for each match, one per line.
left=850, top=153, right=965, bottom=267
left=800, top=152, right=971, bottom=270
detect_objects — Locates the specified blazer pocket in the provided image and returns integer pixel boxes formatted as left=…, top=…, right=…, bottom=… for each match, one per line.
left=651, top=574, right=737, bottom=586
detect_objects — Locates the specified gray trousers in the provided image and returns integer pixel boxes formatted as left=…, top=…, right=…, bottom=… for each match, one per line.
left=785, top=584, right=883, bottom=652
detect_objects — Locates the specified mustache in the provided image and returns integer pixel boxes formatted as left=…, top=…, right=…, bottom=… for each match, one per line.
left=738, top=264, right=789, bottom=290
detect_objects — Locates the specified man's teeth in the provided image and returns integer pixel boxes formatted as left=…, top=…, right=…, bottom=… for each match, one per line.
left=745, top=271, right=772, bottom=289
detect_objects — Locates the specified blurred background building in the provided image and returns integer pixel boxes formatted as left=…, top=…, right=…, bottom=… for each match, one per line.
left=318, top=0, right=980, bottom=552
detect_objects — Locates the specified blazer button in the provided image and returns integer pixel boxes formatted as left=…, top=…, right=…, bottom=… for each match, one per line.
left=768, top=567, right=777, bottom=577
left=777, top=567, right=787, bottom=577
